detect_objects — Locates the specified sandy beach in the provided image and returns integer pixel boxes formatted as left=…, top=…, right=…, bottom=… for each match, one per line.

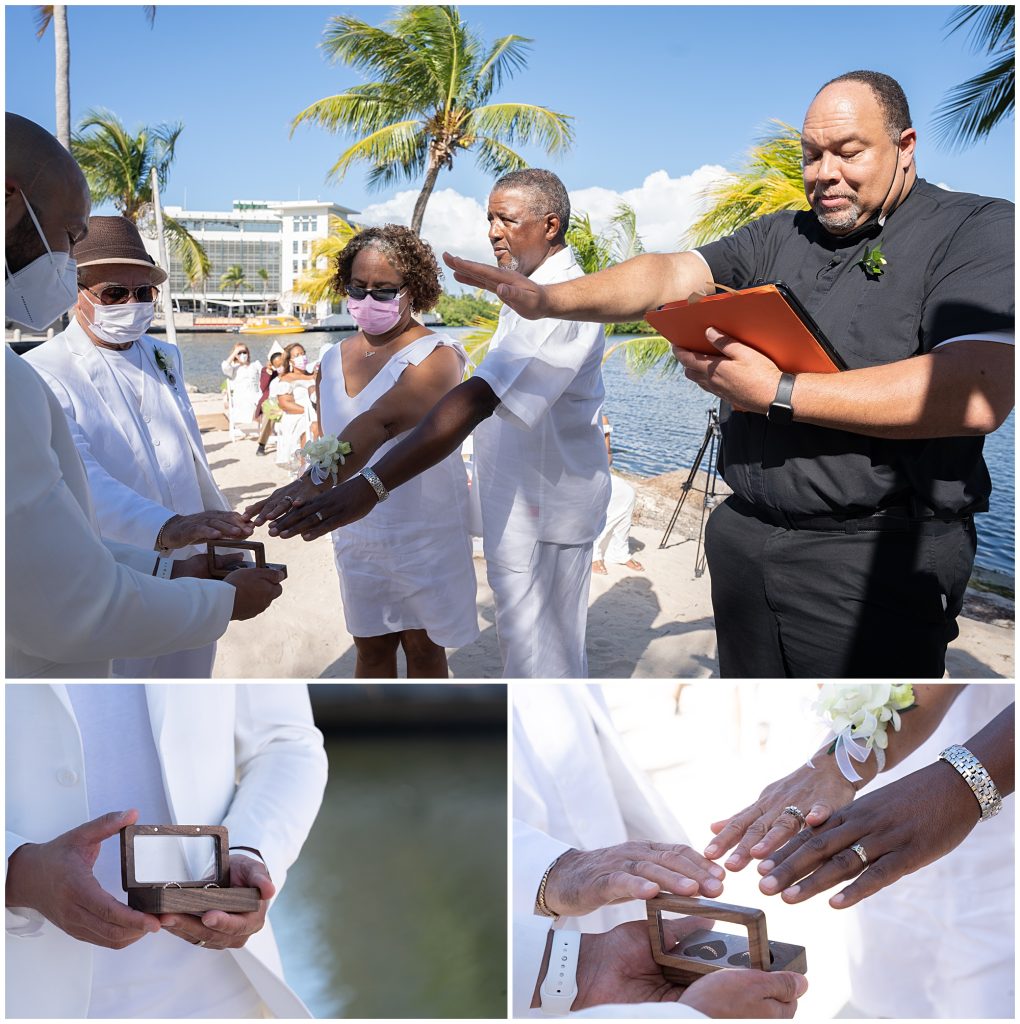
left=193, top=394, right=1015, bottom=679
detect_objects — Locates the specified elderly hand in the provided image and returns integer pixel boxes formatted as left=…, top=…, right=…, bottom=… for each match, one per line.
left=704, top=752, right=858, bottom=871
left=158, top=510, right=253, bottom=550
left=673, top=328, right=783, bottom=413
left=244, top=475, right=327, bottom=527
left=442, top=252, right=550, bottom=320
left=160, top=854, right=275, bottom=951
left=542, top=842, right=726, bottom=918
left=4, top=809, right=161, bottom=949
left=567, top=918, right=807, bottom=1017
left=268, top=473, right=378, bottom=541
left=225, top=567, right=285, bottom=620
left=757, top=760, right=983, bottom=909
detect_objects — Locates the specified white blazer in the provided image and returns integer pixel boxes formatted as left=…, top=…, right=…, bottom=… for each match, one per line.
left=5, top=683, right=329, bottom=1019
left=4, top=350, right=234, bottom=678
left=513, top=685, right=696, bottom=1018
left=25, top=318, right=230, bottom=554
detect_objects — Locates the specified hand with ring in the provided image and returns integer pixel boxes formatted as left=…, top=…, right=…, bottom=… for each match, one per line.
left=757, top=759, right=987, bottom=909
left=704, top=750, right=858, bottom=871
left=243, top=473, right=327, bottom=526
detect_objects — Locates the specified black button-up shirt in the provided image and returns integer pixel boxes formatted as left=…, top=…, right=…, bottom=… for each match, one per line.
left=698, top=179, right=1014, bottom=516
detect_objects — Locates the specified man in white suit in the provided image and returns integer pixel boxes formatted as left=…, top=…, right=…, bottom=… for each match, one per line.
left=513, top=685, right=807, bottom=1018
left=5, top=112, right=284, bottom=679
left=25, top=214, right=255, bottom=677
left=5, top=683, right=328, bottom=1018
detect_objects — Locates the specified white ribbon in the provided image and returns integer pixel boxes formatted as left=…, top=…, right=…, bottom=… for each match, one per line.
left=809, top=728, right=886, bottom=784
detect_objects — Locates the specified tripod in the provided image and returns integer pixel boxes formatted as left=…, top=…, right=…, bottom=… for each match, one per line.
left=659, top=406, right=722, bottom=578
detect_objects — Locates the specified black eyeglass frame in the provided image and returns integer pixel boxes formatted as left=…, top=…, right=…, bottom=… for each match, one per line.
left=345, top=284, right=406, bottom=302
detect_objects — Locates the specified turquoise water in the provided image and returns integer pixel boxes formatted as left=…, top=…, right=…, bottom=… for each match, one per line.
left=176, top=328, right=1014, bottom=576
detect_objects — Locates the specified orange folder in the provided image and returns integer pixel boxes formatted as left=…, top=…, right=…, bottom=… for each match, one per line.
left=644, top=282, right=846, bottom=374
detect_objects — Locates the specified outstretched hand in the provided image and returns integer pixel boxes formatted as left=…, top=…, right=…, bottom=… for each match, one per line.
left=244, top=474, right=326, bottom=527
left=442, top=252, right=549, bottom=320
left=268, top=473, right=378, bottom=541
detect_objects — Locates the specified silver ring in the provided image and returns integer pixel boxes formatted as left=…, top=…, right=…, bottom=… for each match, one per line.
left=850, top=842, right=869, bottom=866
left=197, top=939, right=207, bottom=947
left=782, top=805, right=807, bottom=827
left=315, top=511, right=324, bottom=522
left=282, top=495, right=294, bottom=505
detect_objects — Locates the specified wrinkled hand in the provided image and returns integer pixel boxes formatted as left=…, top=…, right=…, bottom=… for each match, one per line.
left=225, top=567, right=285, bottom=620
left=543, top=842, right=726, bottom=918
left=268, top=473, right=377, bottom=541
left=673, top=328, right=783, bottom=413
left=159, top=510, right=253, bottom=550
left=160, top=855, right=275, bottom=951
left=170, top=552, right=245, bottom=580
left=757, top=761, right=982, bottom=909
left=244, top=474, right=327, bottom=527
left=4, top=809, right=161, bottom=948
left=570, top=918, right=807, bottom=1017
left=705, top=754, right=857, bottom=871
left=442, top=252, right=550, bottom=320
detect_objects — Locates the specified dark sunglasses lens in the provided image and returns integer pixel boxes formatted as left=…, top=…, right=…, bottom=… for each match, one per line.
left=136, top=285, right=156, bottom=302
left=100, top=286, right=131, bottom=304
left=371, top=288, right=399, bottom=301
left=347, top=285, right=367, bottom=299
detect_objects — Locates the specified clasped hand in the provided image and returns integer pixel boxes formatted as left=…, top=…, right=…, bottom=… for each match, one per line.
left=244, top=474, right=377, bottom=541
left=673, top=328, right=783, bottom=413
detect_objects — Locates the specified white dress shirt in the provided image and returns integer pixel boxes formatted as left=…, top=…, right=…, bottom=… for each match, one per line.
left=473, top=247, right=610, bottom=571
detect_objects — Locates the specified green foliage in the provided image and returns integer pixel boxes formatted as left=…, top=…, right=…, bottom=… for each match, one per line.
left=435, top=290, right=501, bottom=326
left=685, top=121, right=807, bottom=246
left=932, top=5, right=1014, bottom=150
left=292, top=5, right=574, bottom=233
left=295, top=216, right=360, bottom=304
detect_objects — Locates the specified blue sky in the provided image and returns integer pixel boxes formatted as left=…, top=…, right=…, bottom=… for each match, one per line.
left=6, top=3, right=1014, bottom=264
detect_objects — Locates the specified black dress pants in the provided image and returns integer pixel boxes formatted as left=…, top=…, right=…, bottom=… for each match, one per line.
left=705, top=497, right=977, bottom=678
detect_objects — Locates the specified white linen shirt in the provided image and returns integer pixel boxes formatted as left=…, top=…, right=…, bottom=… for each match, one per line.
left=472, top=247, right=610, bottom=571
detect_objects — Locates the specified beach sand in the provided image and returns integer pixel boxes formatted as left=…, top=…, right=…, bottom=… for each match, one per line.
left=195, top=395, right=1015, bottom=679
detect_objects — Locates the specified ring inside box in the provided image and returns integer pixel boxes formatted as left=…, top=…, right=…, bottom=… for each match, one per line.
left=646, top=895, right=807, bottom=989
left=120, top=824, right=260, bottom=915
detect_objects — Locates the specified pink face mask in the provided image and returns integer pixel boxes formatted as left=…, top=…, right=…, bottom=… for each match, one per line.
left=347, top=290, right=405, bottom=335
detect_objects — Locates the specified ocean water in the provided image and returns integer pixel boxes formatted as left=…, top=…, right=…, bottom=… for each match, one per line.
left=176, top=328, right=1015, bottom=576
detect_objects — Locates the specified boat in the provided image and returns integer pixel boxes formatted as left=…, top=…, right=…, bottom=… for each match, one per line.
left=239, top=315, right=305, bottom=335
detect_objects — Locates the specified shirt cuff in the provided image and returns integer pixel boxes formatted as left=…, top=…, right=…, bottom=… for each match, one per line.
left=6, top=906, right=46, bottom=937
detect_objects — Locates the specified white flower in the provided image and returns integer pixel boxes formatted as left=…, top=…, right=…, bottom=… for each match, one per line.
left=814, top=684, right=916, bottom=751
left=298, top=434, right=353, bottom=485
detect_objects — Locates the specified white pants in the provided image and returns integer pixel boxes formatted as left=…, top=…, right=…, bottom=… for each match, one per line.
left=113, top=641, right=217, bottom=679
left=593, top=475, right=636, bottom=564
left=487, top=542, right=592, bottom=678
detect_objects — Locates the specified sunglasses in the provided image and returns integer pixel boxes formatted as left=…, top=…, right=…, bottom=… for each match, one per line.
left=346, top=284, right=405, bottom=302
left=81, top=283, right=159, bottom=305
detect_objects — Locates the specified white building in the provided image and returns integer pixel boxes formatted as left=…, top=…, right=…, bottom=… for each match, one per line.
left=155, top=198, right=359, bottom=321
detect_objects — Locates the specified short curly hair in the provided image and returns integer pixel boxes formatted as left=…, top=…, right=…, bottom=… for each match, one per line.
left=332, top=224, right=443, bottom=313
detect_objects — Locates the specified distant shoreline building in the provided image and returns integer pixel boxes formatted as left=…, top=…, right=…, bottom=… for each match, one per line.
left=151, top=198, right=359, bottom=321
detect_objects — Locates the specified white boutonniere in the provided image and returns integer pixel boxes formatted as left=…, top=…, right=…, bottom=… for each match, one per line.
left=153, top=346, right=178, bottom=387
left=299, top=434, right=353, bottom=485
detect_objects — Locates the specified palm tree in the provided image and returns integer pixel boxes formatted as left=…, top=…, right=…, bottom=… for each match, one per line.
left=291, top=5, right=574, bottom=235
left=294, top=215, right=359, bottom=305
left=35, top=5, right=155, bottom=151
left=686, top=121, right=807, bottom=247
left=257, top=267, right=270, bottom=313
left=220, top=264, right=247, bottom=317
left=932, top=5, right=1014, bottom=149
left=71, top=108, right=210, bottom=284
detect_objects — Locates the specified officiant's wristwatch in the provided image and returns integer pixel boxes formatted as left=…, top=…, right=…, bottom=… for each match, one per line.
left=539, top=929, right=580, bottom=1016
left=767, top=372, right=796, bottom=425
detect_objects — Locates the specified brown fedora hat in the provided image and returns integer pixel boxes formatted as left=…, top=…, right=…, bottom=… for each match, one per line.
left=73, top=215, right=168, bottom=285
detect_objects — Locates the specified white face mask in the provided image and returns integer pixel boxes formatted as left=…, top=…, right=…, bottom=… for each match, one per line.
left=4, top=190, right=78, bottom=330
left=292, top=354, right=308, bottom=370
left=86, top=300, right=156, bottom=345
left=237, top=351, right=250, bottom=364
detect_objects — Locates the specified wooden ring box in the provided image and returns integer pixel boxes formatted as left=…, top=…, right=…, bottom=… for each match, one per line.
left=206, top=540, right=287, bottom=580
left=647, top=895, right=807, bottom=989
left=120, top=824, right=260, bottom=915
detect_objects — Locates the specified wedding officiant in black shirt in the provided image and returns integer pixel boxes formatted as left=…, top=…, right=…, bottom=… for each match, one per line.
left=442, top=70, right=1015, bottom=678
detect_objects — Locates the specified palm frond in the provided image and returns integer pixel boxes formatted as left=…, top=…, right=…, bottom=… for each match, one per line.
left=470, top=135, right=529, bottom=177
left=475, top=34, right=532, bottom=97
left=460, top=311, right=499, bottom=374
left=291, top=86, right=424, bottom=138
left=325, top=120, right=427, bottom=185
left=143, top=5, right=156, bottom=27
left=295, top=217, right=361, bottom=303
left=608, top=202, right=645, bottom=263
left=945, top=5, right=1014, bottom=53
left=466, top=102, right=574, bottom=153
left=603, top=335, right=680, bottom=377
left=34, top=4, right=53, bottom=38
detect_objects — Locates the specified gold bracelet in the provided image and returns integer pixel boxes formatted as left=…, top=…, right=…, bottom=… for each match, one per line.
left=154, top=515, right=177, bottom=555
left=536, top=849, right=573, bottom=919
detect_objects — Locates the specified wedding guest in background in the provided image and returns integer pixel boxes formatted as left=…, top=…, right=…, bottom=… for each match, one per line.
left=255, top=348, right=287, bottom=456
left=222, top=340, right=264, bottom=425
left=248, top=226, right=478, bottom=677
left=592, top=413, right=644, bottom=576
left=269, top=342, right=315, bottom=471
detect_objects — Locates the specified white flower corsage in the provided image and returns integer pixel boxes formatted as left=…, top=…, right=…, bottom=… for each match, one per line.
left=299, top=434, right=353, bottom=485
left=811, top=684, right=917, bottom=783
left=153, top=346, right=177, bottom=387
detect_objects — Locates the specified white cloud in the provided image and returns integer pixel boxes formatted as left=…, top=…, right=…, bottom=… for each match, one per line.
left=357, top=165, right=735, bottom=292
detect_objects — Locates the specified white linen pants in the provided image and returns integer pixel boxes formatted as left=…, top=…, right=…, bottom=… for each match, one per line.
left=593, top=475, right=636, bottom=564
left=487, top=542, right=592, bottom=678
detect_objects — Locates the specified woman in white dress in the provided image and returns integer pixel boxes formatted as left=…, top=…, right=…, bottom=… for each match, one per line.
left=268, top=342, right=315, bottom=471
left=248, top=226, right=478, bottom=677
left=221, top=341, right=264, bottom=423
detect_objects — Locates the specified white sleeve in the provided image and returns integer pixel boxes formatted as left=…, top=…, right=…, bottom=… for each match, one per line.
left=474, top=317, right=604, bottom=432
left=5, top=356, right=235, bottom=669
left=221, top=358, right=238, bottom=377
left=221, top=685, right=328, bottom=892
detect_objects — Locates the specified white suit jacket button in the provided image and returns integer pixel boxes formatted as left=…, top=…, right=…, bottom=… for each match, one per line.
left=56, top=768, right=78, bottom=786
left=153, top=438, right=161, bottom=446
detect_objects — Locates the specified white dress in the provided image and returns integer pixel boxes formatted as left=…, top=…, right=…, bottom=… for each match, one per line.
left=269, top=376, right=311, bottom=467
left=318, top=333, right=479, bottom=647
left=222, top=358, right=263, bottom=421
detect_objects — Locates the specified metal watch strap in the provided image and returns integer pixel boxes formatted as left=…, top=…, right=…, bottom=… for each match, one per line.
left=359, top=466, right=390, bottom=503
left=539, top=929, right=581, bottom=1016
left=938, top=744, right=1003, bottom=821
left=767, top=371, right=796, bottom=424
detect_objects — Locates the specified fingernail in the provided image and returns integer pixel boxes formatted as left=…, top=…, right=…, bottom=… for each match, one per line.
left=704, top=844, right=718, bottom=857
left=760, top=875, right=779, bottom=894
left=709, top=864, right=725, bottom=879
left=703, top=878, right=722, bottom=895
left=830, top=892, right=846, bottom=907
left=758, top=859, right=774, bottom=873
left=725, top=855, right=741, bottom=869
left=750, top=843, right=764, bottom=854
left=783, top=885, right=800, bottom=899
